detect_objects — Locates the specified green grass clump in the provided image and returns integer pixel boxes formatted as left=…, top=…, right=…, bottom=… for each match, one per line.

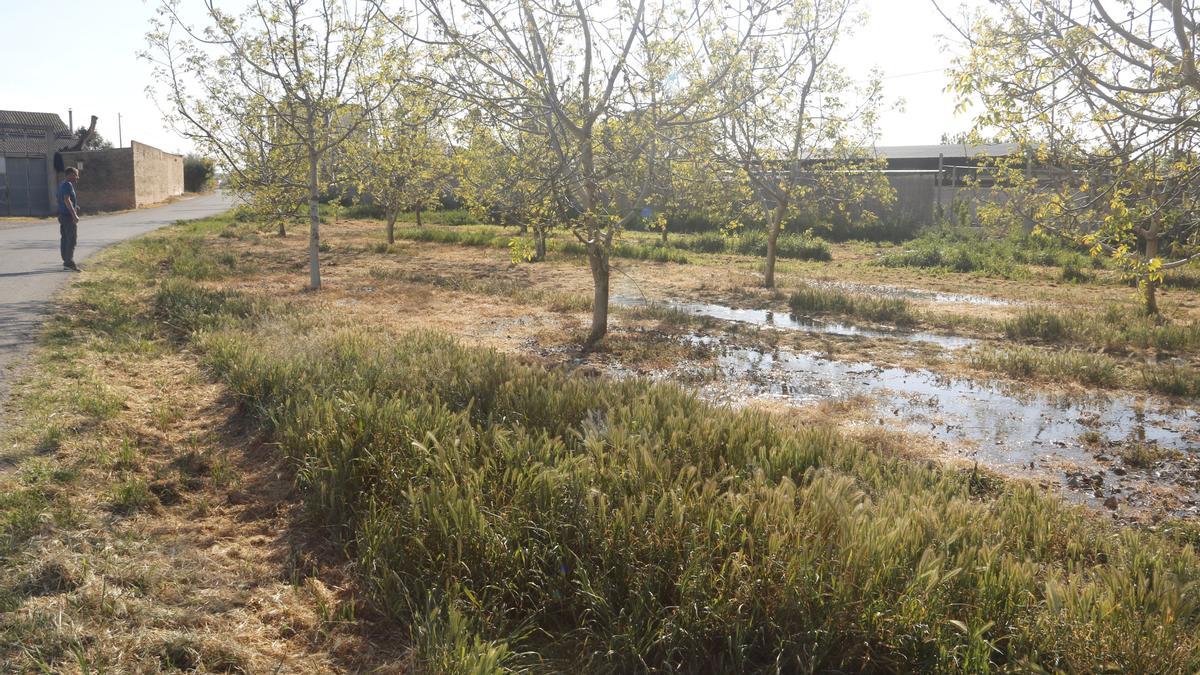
left=154, top=278, right=263, bottom=335
left=1141, top=364, right=1200, bottom=397
left=788, top=285, right=916, bottom=325
left=612, top=241, right=689, bottom=264
left=1002, top=309, right=1070, bottom=342
left=145, top=229, right=242, bottom=281
left=621, top=229, right=834, bottom=261
left=615, top=302, right=701, bottom=327
left=727, top=230, right=833, bottom=261
left=678, top=231, right=727, bottom=253
left=408, top=605, right=515, bottom=673
left=968, top=347, right=1119, bottom=387
left=0, top=488, right=51, bottom=558
left=393, top=226, right=508, bottom=249
left=389, top=225, right=693, bottom=264
left=876, top=227, right=1097, bottom=279
left=778, top=234, right=833, bottom=261
left=419, top=208, right=479, bottom=226
left=556, top=239, right=690, bottom=264
left=341, top=204, right=479, bottom=226
left=154, top=275, right=1200, bottom=671
left=70, top=383, right=124, bottom=420
left=108, top=479, right=157, bottom=515
left=880, top=244, right=1019, bottom=277
left=1119, top=444, right=1178, bottom=470
left=1000, top=306, right=1200, bottom=354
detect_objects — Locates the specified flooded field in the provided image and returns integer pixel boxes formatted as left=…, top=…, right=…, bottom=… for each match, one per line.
left=217, top=219, right=1200, bottom=522
left=613, top=296, right=977, bottom=349
left=610, top=334, right=1200, bottom=518
left=603, top=293, right=1200, bottom=519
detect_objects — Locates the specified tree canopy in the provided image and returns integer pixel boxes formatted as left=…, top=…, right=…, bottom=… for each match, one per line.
left=147, top=0, right=406, bottom=288
left=945, top=0, right=1200, bottom=312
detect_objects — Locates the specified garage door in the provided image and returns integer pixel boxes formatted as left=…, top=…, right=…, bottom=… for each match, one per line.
left=2, top=156, right=50, bottom=216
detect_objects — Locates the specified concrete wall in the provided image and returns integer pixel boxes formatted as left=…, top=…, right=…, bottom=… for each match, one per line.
left=58, top=140, right=183, bottom=213
left=886, top=173, right=938, bottom=226
left=132, top=141, right=183, bottom=206
left=58, top=146, right=136, bottom=212
left=878, top=173, right=1008, bottom=227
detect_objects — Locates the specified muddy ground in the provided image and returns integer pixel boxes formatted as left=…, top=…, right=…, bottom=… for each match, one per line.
left=211, top=218, right=1200, bottom=523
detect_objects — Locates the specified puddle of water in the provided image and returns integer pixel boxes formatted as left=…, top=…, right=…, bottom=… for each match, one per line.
left=635, top=335, right=1200, bottom=517
left=805, top=280, right=1017, bottom=307
left=613, top=295, right=976, bottom=350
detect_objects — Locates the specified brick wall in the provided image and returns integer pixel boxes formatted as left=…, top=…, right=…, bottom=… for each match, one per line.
left=58, top=147, right=136, bottom=212
left=58, top=141, right=184, bottom=213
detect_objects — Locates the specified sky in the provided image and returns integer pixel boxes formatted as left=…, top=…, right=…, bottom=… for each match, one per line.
left=839, top=0, right=979, bottom=146
left=0, top=0, right=977, bottom=153
left=0, top=0, right=185, bottom=152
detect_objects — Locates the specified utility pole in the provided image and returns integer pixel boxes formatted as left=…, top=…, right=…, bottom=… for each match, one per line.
left=118, top=113, right=123, bottom=148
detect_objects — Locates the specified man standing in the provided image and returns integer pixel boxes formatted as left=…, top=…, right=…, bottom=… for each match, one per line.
left=57, top=167, right=81, bottom=271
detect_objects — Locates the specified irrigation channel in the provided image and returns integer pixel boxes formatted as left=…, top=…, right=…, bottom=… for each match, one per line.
left=606, top=295, right=1200, bottom=520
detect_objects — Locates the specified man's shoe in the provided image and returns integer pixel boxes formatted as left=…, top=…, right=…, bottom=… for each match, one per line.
left=64, top=262, right=81, bottom=272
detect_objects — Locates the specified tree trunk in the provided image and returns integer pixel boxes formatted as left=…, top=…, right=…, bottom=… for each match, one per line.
left=586, top=244, right=610, bottom=346
left=278, top=220, right=286, bottom=237
left=580, top=137, right=609, bottom=346
left=1142, top=234, right=1160, bottom=315
left=386, top=211, right=397, bottom=245
left=660, top=225, right=668, bottom=246
left=1142, top=276, right=1159, bottom=316
left=534, top=228, right=547, bottom=262
left=764, top=203, right=786, bottom=289
left=308, top=149, right=322, bottom=291
left=416, top=208, right=423, bottom=227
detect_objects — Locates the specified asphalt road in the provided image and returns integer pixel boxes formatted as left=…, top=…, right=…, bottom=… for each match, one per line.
left=0, top=192, right=236, bottom=415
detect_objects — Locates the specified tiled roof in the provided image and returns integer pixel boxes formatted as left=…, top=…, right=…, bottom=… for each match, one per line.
left=0, top=110, right=74, bottom=155
left=0, top=131, right=59, bottom=155
left=0, top=110, right=70, bottom=133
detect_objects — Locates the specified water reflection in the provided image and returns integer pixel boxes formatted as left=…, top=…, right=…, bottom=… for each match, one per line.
left=613, top=296, right=976, bottom=349
left=692, top=337, right=1198, bottom=473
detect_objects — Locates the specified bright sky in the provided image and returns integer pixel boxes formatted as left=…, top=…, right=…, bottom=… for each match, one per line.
left=0, top=0, right=976, bottom=153
left=0, top=0, right=184, bottom=152
left=840, top=0, right=979, bottom=145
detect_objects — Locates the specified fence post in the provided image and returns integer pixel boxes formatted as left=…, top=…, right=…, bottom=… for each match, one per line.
left=935, top=153, right=944, bottom=222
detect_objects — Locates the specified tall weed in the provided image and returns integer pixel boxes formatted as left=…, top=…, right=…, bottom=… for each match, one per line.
left=158, top=281, right=1200, bottom=671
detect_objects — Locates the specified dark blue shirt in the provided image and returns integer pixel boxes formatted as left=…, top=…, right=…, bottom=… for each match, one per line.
left=57, top=180, right=77, bottom=216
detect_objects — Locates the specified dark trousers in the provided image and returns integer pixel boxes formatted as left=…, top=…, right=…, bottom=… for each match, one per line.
left=58, top=214, right=77, bottom=265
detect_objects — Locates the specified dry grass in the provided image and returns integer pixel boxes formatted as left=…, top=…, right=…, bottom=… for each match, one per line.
left=0, top=237, right=407, bottom=672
